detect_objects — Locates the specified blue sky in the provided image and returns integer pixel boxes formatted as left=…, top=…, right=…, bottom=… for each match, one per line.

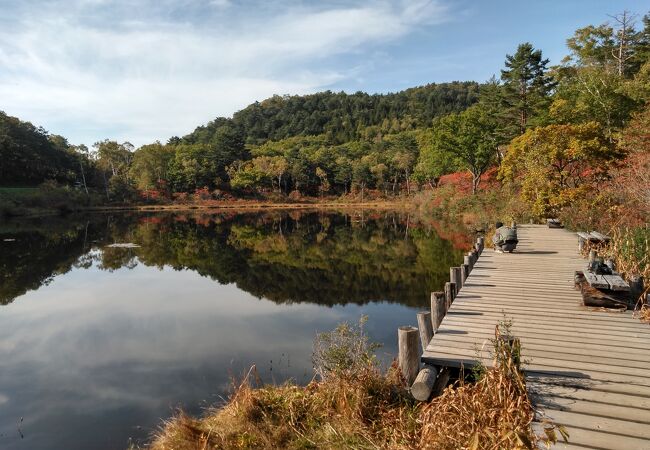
left=0, top=0, right=646, bottom=147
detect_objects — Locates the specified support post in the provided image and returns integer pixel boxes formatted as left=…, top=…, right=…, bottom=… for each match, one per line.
left=496, top=335, right=521, bottom=370
left=431, top=291, right=446, bottom=332
left=461, top=263, right=469, bottom=282
left=450, top=266, right=462, bottom=292
left=463, top=255, right=472, bottom=273
left=444, top=282, right=455, bottom=309
left=588, top=249, right=597, bottom=263
left=478, top=237, right=485, bottom=254
left=416, top=311, right=433, bottom=351
left=629, top=275, right=645, bottom=307
left=398, top=326, right=419, bottom=386
left=411, top=365, right=438, bottom=401
left=578, top=237, right=585, bottom=253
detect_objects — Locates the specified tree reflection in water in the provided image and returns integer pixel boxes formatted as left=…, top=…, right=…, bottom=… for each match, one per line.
left=0, top=210, right=470, bottom=307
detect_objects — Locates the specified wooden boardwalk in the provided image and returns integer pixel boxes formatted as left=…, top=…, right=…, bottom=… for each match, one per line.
left=422, top=225, right=650, bottom=450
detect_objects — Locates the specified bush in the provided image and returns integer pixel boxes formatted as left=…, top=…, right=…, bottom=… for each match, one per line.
left=312, top=315, right=381, bottom=380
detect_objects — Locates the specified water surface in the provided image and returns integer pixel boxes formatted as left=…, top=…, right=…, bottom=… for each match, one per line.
left=0, top=210, right=468, bottom=449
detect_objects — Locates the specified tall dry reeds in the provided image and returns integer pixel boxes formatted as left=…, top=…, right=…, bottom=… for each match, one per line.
left=143, top=319, right=560, bottom=450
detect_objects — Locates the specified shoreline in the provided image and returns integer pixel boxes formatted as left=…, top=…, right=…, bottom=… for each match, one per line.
left=82, top=200, right=410, bottom=213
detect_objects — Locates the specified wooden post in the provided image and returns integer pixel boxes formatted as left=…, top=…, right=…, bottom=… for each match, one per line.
left=431, top=366, right=451, bottom=397
left=463, top=255, right=472, bottom=273
left=478, top=237, right=485, bottom=254
left=411, top=365, right=438, bottom=401
left=588, top=249, right=597, bottom=263
left=431, top=291, right=446, bottom=332
left=417, top=311, right=433, bottom=351
left=578, top=237, right=585, bottom=252
left=461, top=263, right=469, bottom=282
left=450, top=266, right=462, bottom=292
left=629, top=275, right=645, bottom=306
left=496, top=335, right=521, bottom=370
left=398, top=326, right=419, bottom=386
left=444, top=282, right=455, bottom=309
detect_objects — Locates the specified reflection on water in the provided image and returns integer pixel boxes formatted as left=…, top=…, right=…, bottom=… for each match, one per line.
left=0, top=210, right=468, bottom=449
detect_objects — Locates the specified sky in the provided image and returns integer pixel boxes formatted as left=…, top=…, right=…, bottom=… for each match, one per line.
left=0, top=0, right=647, bottom=147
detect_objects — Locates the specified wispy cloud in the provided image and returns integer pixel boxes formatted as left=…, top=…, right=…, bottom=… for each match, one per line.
left=0, top=0, right=451, bottom=146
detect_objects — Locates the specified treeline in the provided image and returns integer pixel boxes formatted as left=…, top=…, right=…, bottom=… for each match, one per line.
left=0, top=83, right=479, bottom=199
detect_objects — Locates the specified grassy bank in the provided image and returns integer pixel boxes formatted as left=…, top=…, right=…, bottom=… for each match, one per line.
left=140, top=319, right=559, bottom=450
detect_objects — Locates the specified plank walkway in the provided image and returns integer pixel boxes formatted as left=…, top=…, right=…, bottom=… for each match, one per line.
left=422, top=225, right=650, bottom=450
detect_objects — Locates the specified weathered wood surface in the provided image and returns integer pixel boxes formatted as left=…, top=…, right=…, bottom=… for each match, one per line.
left=398, top=326, right=419, bottom=386
left=583, top=271, right=610, bottom=289
left=422, top=225, right=650, bottom=449
left=602, top=274, right=630, bottom=292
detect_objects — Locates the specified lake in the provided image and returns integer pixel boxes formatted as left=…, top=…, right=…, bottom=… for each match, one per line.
left=0, top=210, right=469, bottom=449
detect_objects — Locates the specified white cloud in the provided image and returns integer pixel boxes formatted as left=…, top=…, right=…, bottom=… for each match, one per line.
left=0, top=0, right=450, bottom=146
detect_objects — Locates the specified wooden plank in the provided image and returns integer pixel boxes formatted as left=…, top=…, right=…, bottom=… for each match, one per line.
left=602, top=275, right=630, bottom=292
left=527, top=380, right=650, bottom=410
left=583, top=271, right=610, bottom=289
left=527, top=372, right=650, bottom=398
left=534, top=396, right=650, bottom=424
left=590, top=231, right=611, bottom=242
left=432, top=331, right=650, bottom=360
left=541, top=408, right=650, bottom=440
left=433, top=322, right=650, bottom=348
left=541, top=425, right=650, bottom=450
left=576, top=232, right=592, bottom=241
left=423, top=345, right=650, bottom=381
left=430, top=335, right=650, bottom=367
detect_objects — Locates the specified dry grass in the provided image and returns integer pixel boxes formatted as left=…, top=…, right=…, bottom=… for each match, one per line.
left=143, top=323, right=559, bottom=450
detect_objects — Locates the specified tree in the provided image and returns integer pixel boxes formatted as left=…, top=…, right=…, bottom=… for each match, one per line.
left=500, top=122, right=622, bottom=217
left=434, top=105, right=498, bottom=194
left=352, top=159, right=372, bottom=201
left=130, top=141, right=175, bottom=190
left=315, top=167, right=330, bottom=197
left=501, top=43, right=555, bottom=135
left=550, top=66, right=638, bottom=136
left=412, top=128, right=457, bottom=188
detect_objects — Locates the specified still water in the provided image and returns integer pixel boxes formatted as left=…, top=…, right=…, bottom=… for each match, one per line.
left=0, top=210, right=468, bottom=449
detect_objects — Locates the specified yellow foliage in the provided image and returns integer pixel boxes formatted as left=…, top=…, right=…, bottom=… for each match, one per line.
left=500, top=122, right=622, bottom=217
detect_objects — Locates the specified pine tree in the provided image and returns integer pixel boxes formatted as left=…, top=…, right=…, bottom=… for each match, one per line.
left=500, top=43, right=555, bottom=135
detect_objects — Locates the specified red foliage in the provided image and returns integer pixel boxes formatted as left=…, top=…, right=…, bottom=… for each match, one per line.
left=438, top=169, right=499, bottom=194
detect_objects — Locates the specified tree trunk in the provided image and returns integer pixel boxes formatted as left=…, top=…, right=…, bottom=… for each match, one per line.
left=472, top=172, right=481, bottom=195
left=79, top=160, right=88, bottom=195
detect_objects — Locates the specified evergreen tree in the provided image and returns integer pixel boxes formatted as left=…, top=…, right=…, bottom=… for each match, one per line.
left=500, top=43, right=555, bottom=135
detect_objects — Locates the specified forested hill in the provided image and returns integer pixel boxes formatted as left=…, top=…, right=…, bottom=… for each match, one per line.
left=0, top=111, right=80, bottom=185
left=183, top=82, right=479, bottom=145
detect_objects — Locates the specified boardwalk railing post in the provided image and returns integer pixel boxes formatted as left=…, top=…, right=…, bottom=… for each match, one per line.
left=450, top=267, right=462, bottom=292
left=416, top=311, right=433, bottom=351
left=411, top=365, right=438, bottom=401
left=398, top=326, right=419, bottom=386
left=464, top=255, right=472, bottom=273
left=444, top=282, right=455, bottom=310
left=461, top=263, right=469, bottom=282
left=431, top=291, right=446, bottom=332
left=478, top=237, right=485, bottom=254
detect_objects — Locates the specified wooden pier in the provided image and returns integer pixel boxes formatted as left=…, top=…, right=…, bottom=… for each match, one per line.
left=421, top=225, right=650, bottom=449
